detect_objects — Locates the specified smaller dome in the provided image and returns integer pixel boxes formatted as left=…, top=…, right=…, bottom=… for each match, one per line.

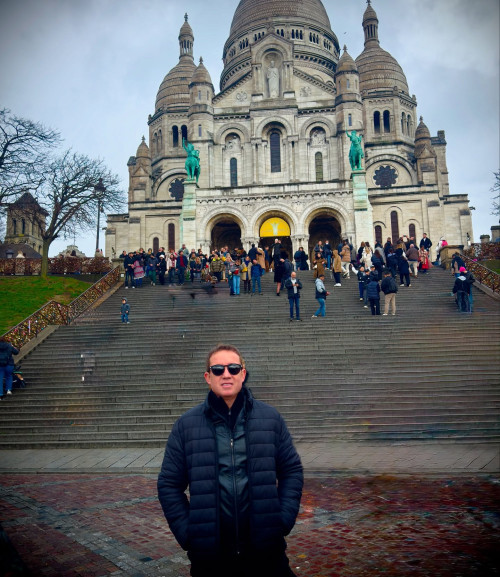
left=136, top=136, right=150, bottom=158
left=336, top=45, right=358, bottom=74
left=190, top=57, right=213, bottom=86
left=355, top=2, right=408, bottom=94
left=155, top=15, right=196, bottom=112
left=363, top=0, right=378, bottom=24
left=414, top=116, right=431, bottom=141
left=179, top=13, right=193, bottom=37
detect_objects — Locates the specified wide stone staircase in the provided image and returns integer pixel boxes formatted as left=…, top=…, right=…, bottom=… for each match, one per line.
left=1, top=266, right=499, bottom=448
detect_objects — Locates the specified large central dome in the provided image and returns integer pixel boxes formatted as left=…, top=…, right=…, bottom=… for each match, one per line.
left=229, top=0, right=332, bottom=38
left=221, top=0, right=338, bottom=91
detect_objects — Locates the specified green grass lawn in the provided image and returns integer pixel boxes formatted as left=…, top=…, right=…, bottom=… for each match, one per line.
left=484, top=260, right=500, bottom=274
left=0, top=276, right=93, bottom=334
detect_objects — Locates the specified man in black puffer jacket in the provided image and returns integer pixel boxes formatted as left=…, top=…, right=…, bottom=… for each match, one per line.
left=158, top=344, right=303, bottom=577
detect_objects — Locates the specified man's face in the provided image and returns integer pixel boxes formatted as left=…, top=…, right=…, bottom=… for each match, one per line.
left=291, top=272, right=296, bottom=280
left=204, top=350, right=246, bottom=407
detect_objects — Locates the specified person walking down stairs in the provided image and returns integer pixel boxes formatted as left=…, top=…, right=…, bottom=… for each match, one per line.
left=312, top=274, right=329, bottom=318
left=120, top=298, right=130, bottom=324
left=285, top=271, right=303, bottom=321
left=0, top=337, right=19, bottom=398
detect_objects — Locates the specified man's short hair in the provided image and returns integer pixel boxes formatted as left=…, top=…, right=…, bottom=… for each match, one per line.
left=205, top=344, right=245, bottom=371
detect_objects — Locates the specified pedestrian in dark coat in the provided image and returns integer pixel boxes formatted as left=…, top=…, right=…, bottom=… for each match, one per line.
left=0, top=337, right=19, bottom=397
left=274, top=259, right=285, bottom=295
left=367, top=279, right=381, bottom=315
left=284, top=271, right=303, bottom=321
left=157, top=344, right=303, bottom=577
left=398, top=254, right=411, bottom=287
left=453, top=273, right=471, bottom=312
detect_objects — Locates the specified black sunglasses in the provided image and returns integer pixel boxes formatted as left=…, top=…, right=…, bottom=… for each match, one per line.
left=209, top=364, right=243, bottom=376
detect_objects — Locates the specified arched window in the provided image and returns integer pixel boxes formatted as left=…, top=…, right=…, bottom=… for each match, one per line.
left=13, top=219, right=17, bottom=235
left=22, top=219, right=26, bottom=234
left=181, top=125, right=188, bottom=142
left=230, top=158, right=238, bottom=187
left=153, top=132, right=158, bottom=154
left=198, top=124, right=202, bottom=137
left=346, top=78, right=350, bottom=89
left=390, top=211, right=400, bottom=244
left=168, top=223, right=175, bottom=250
left=158, top=129, right=162, bottom=153
left=375, top=225, right=382, bottom=246
left=270, top=131, right=281, bottom=173
left=153, top=237, right=159, bottom=254
left=348, top=113, right=352, bottom=127
left=172, top=126, right=179, bottom=147
left=374, top=111, right=381, bottom=134
left=315, top=152, right=323, bottom=182
left=401, top=112, right=406, bottom=135
left=407, top=115, right=411, bottom=136
left=409, top=223, right=416, bottom=240
left=383, top=110, right=391, bottom=133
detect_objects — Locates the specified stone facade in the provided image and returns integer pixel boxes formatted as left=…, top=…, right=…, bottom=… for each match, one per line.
left=106, top=1, right=473, bottom=260
left=3, top=192, right=47, bottom=254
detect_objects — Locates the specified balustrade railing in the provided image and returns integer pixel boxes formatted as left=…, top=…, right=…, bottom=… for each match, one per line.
left=461, top=256, right=500, bottom=294
left=463, top=242, right=500, bottom=261
left=2, top=267, right=121, bottom=349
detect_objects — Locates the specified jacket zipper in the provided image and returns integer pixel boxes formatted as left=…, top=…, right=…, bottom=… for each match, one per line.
left=229, top=417, right=240, bottom=554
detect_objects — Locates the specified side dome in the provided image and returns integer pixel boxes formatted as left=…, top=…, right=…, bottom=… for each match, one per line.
left=414, top=116, right=431, bottom=142
left=229, top=0, right=332, bottom=37
left=355, top=1, right=409, bottom=94
left=190, top=57, right=213, bottom=86
left=336, top=45, right=358, bottom=74
left=155, top=14, right=197, bottom=112
left=136, top=136, right=150, bottom=159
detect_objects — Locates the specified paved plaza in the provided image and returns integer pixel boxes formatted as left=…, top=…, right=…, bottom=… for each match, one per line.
left=0, top=442, right=499, bottom=576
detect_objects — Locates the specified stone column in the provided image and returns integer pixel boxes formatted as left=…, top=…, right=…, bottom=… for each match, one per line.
left=351, top=170, right=374, bottom=247
left=181, top=181, right=197, bottom=250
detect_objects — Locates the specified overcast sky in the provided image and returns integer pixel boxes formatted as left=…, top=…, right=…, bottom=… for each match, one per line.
left=1, top=0, right=498, bottom=256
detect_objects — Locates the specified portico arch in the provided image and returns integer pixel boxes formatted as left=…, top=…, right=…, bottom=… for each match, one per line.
left=254, top=209, right=295, bottom=258
left=305, top=207, right=345, bottom=261
left=206, top=213, right=244, bottom=252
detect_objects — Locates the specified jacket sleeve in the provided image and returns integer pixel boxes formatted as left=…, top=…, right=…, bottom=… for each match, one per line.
left=157, top=420, right=191, bottom=550
left=276, top=416, right=304, bottom=535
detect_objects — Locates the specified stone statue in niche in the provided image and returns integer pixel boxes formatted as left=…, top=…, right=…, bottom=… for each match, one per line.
left=311, top=130, right=326, bottom=146
left=226, top=135, right=240, bottom=150
left=267, top=60, right=280, bottom=98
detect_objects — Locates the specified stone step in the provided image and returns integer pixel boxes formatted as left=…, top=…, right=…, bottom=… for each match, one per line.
left=2, top=266, right=499, bottom=448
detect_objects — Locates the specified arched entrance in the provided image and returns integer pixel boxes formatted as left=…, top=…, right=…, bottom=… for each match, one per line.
left=308, top=213, right=342, bottom=260
left=211, top=217, right=242, bottom=251
left=259, top=216, right=292, bottom=258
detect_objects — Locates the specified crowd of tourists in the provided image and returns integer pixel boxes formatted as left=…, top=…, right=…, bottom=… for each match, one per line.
left=118, top=232, right=474, bottom=319
left=306, top=234, right=434, bottom=316
left=119, top=243, right=270, bottom=295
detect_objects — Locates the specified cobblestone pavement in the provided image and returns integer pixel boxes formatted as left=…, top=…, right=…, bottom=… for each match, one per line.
left=0, top=473, right=499, bottom=577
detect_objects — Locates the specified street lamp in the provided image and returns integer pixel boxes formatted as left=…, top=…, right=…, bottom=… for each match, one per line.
left=94, top=178, right=106, bottom=254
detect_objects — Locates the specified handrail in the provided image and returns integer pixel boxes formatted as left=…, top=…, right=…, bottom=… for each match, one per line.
left=461, top=256, right=500, bottom=294
left=1, top=266, right=121, bottom=349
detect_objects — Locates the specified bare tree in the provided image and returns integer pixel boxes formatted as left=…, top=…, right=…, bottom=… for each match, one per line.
left=491, top=170, right=500, bottom=223
left=25, top=150, right=124, bottom=277
left=0, top=108, right=61, bottom=204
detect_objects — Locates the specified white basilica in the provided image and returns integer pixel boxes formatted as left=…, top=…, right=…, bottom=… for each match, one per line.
left=105, top=0, right=473, bottom=258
